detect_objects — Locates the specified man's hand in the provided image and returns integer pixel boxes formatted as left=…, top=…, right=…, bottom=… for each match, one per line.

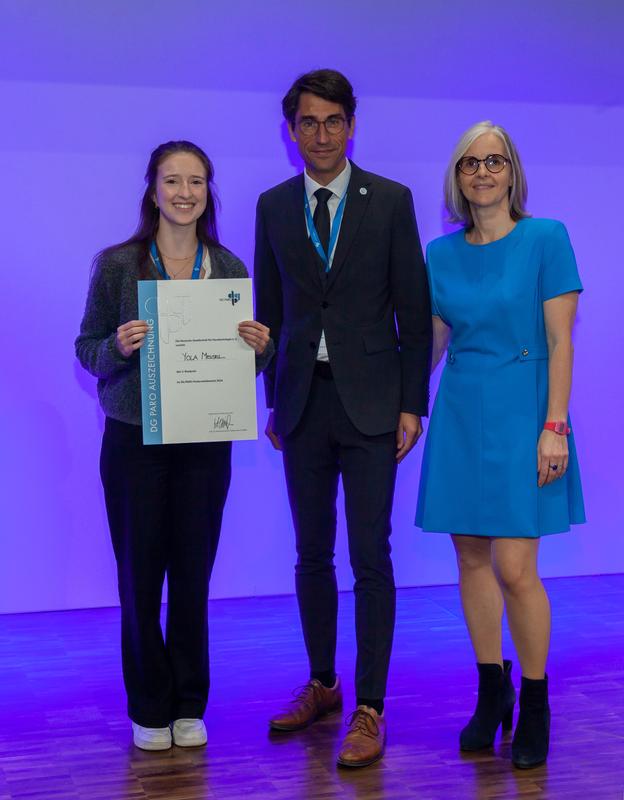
left=265, top=411, right=282, bottom=451
left=396, top=412, right=423, bottom=463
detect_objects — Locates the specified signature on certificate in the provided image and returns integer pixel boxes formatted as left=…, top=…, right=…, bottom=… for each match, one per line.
left=212, top=414, right=233, bottom=431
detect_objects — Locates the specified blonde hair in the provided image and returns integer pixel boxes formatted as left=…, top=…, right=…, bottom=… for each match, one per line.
left=444, top=121, right=529, bottom=227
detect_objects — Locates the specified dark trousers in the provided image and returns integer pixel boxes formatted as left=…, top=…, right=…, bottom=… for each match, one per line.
left=100, top=417, right=231, bottom=727
left=282, top=371, right=398, bottom=700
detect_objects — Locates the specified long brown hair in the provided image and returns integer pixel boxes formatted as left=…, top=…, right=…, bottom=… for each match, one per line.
left=95, top=140, right=221, bottom=277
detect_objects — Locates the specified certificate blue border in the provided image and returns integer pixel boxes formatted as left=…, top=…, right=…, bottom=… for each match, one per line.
left=138, top=281, right=163, bottom=445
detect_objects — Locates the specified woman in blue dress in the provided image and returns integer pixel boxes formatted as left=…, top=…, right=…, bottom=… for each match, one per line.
left=416, top=121, right=585, bottom=769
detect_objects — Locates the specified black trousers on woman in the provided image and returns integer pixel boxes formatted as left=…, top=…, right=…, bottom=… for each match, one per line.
left=100, top=417, right=232, bottom=728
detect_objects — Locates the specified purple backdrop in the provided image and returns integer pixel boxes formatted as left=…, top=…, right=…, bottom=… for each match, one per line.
left=1, top=1, right=623, bottom=613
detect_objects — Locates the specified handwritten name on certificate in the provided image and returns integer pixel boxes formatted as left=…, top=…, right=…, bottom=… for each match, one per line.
left=138, top=279, right=257, bottom=445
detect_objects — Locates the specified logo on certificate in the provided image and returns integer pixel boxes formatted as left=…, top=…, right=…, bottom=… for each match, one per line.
left=228, top=290, right=240, bottom=306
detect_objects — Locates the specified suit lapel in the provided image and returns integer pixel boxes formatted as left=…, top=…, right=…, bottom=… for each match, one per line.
left=326, top=163, right=372, bottom=291
left=286, top=174, right=323, bottom=290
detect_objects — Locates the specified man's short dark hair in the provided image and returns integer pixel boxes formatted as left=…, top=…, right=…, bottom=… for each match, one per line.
left=282, top=69, right=357, bottom=125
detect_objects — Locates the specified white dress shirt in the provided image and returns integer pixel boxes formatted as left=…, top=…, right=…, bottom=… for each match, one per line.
left=304, top=159, right=351, bottom=362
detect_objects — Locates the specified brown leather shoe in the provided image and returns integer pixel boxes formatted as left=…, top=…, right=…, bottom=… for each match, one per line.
left=269, top=677, right=342, bottom=731
left=337, top=706, right=386, bottom=768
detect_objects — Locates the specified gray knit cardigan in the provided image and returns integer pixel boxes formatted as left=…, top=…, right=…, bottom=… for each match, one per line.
left=75, top=242, right=274, bottom=426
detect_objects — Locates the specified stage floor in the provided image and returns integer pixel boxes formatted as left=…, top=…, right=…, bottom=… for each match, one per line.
left=1, top=575, right=623, bottom=799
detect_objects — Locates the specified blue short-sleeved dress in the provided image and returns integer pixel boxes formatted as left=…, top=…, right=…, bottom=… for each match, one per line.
left=415, top=218, right=585, bottom=538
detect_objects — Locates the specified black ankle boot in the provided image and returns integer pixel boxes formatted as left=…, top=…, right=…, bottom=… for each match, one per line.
left=460, top=660, right=516, bottom=751
left=512, top=675, right=550, bottom=768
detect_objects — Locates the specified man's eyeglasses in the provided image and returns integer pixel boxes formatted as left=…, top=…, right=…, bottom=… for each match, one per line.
left=456, top=154, right=510, bottom=175
left=296, top=115, right=347, bottom=137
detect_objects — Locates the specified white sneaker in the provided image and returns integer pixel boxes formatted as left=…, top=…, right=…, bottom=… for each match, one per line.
left=171, top=718, right=207, bottom=747
left=132, top=722, right=172, bottom=751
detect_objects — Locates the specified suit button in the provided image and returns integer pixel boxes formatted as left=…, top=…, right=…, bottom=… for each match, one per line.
left=522, top=348, right=529, bottom=357
left=321, top=301, right=329, bottom=309
left=309, top=342, right=316, bottom=349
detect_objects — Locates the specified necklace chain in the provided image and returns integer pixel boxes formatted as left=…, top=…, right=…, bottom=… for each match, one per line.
left=166, top=261, right=194, bottom=279
left=159, top=249, right=196, bottom=261
left=156, top=236, right=199, bottom=261
left=155, top=238, right=202, bottom=278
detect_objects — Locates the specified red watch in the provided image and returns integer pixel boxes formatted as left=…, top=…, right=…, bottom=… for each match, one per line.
left=544, top=421, right=570, bottom=435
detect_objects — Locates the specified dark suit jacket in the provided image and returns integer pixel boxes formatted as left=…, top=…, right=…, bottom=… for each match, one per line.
left=254, top=162, right=432, bottom=438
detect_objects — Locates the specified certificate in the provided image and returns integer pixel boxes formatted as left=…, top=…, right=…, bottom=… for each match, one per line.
left=138, top=278, right=257, bottom=445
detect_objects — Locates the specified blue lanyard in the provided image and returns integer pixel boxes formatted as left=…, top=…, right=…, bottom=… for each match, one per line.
left=303, top=190, right=347, bottom=272
left=150, top=240, right=203, bottom=280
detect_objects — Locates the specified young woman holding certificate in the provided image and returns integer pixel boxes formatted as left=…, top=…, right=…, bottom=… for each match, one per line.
left=76, top=140, right=272, bottom=751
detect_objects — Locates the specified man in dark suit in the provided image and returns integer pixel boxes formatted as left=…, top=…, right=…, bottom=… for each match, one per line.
left=254, top=69, right=432, bottom=768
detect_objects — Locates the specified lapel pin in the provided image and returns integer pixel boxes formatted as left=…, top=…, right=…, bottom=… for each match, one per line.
left=359, top=187, right=367, bottom=195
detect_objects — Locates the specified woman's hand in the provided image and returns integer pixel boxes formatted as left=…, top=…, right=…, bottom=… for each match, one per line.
left=238, top=320, right=270, bottom=355
left=116, top=320, right=149, bottom=358
left=537, top=429, right=569, bottom=487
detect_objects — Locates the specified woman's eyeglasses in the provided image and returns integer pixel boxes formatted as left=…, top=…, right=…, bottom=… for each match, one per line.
left=457, top=154, right=510, bottom=175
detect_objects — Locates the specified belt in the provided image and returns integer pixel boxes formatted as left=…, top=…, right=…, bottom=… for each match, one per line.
left=313, top=361, right=333, bottom=380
